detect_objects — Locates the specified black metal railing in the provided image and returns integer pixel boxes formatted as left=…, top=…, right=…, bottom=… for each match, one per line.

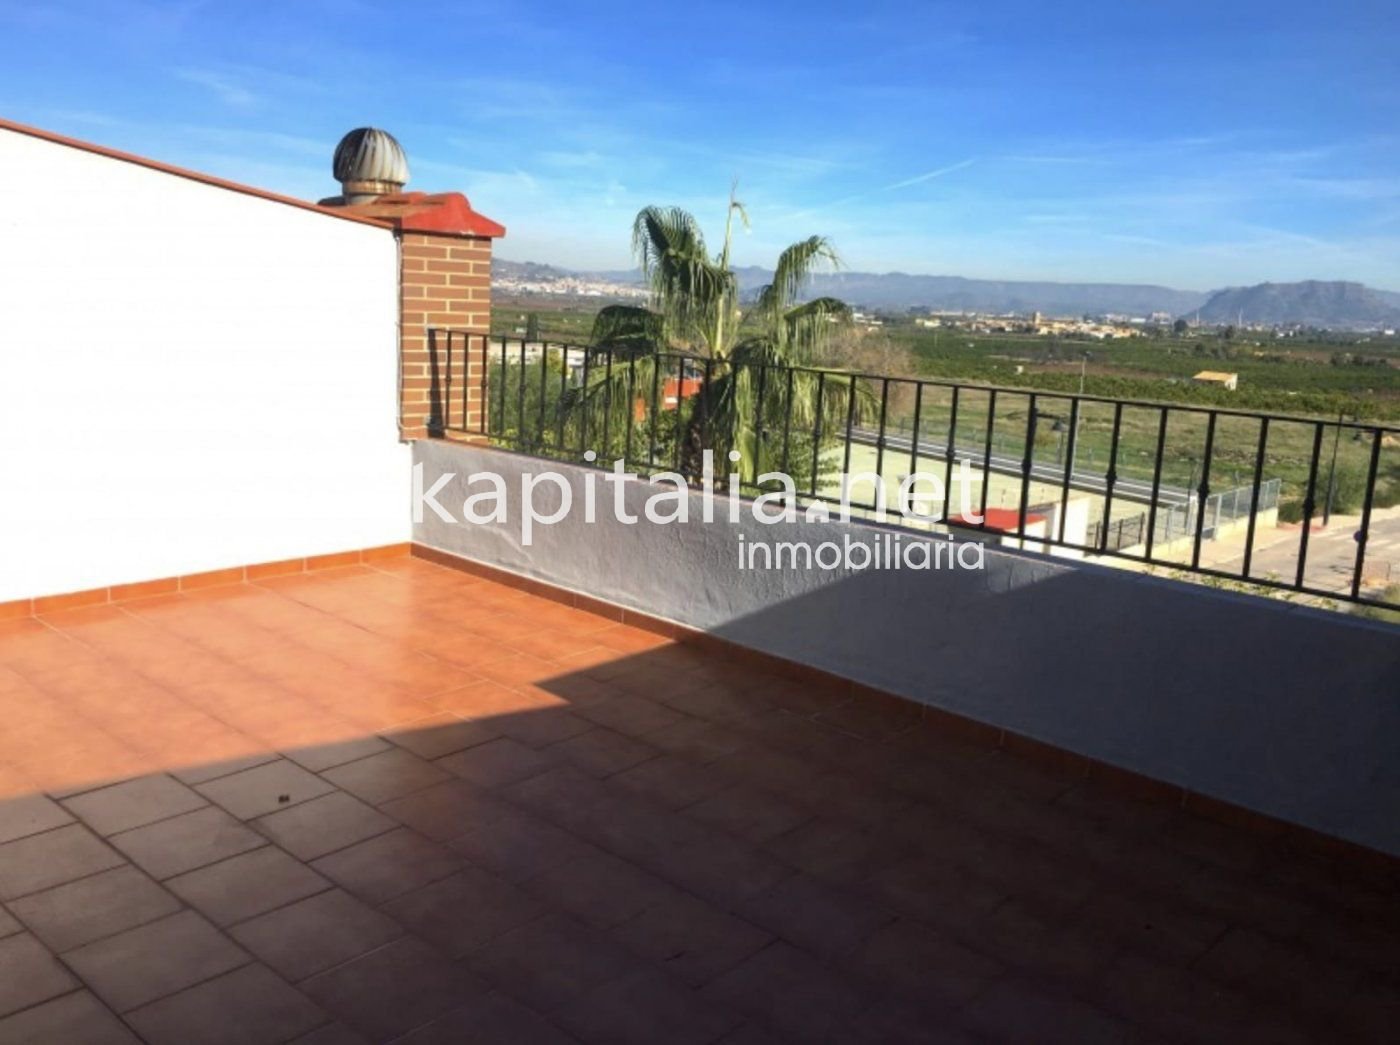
left=428, top=329, right=1400, bottom=612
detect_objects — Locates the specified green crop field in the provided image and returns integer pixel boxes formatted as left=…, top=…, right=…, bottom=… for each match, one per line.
left=485, top=300, right=1400, bottom=519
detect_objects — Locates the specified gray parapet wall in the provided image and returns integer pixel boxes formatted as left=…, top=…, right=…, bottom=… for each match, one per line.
left=412, top=439, right=1400, bottom=856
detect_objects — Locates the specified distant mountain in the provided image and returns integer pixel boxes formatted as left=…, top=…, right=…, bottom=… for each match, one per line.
left=498, top=259, right=1207, bottom=316
left=493, top=259, right=575, bottom=282
left=767, top=270, right=1208, bottom=317
left=1192, top=281, right=1400, bottom=329
left=494, top=259, right=1400, bottom=328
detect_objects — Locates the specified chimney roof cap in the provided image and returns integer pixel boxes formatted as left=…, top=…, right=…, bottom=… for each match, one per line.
left=333, top=128, right=409, bottom=199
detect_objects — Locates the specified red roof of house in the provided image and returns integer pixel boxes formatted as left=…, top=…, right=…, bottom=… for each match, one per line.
left=333, top=191, right=505, bottom=238
left=0, top=116, right=394, bottom=230
left=947, top=507, right=1047, bottom=532
left=0, top=116, right=504, bottom=239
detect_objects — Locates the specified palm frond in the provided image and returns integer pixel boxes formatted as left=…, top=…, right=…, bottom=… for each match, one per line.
left=631, top=206, right=735, bottom=353
left=768, top=235, right=840, bottom=316
left=590, top=305, right=665, bottom=356
left=782, top=296, right=851, bottom=363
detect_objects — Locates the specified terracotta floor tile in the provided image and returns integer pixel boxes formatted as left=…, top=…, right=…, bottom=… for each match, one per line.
left=436, top=736, right=559, bottom=789
left=466, top=913, right=644, bottom=1013
left=252, top=791, right=396, bottom=862
left=611, top=893, right=773, bottom=988
left=865, top=855, right=1006, bottom=936
left=701, top=941, right=876, bottom=1042
left=577, top=694, right=689, bottom=738
left=170, top=751, right=281, bottom=787
left=1195, top=925, right=1364, bottom=1027
left=684, top=783, right=814, bottom=844
left=1074, top=885, right=1231, bottom=967
left=230, top=889, right=403, bottom=982
left=611, top=753, right=729, bottom=810
left=7, top=864, right=182, bottom=953
left=311, top=827, right=461, bottom=905
left=300, top=936, right=488, bottom=1041
left=547, top=726, right=659, bottom=778
left=960, top=976, right=1131, bottom=1045
left=382, top=712, right=501, bottom=761
left=284, top=735, right=393, bottom=774
left=431, top=677, right=564, bottom=718
left=446, top=806, right=599, bottom=882
left=392, top=992, right=576, bottom=1045
left=0, top=793, right=74, bottom=845
left=321, top=748, right=451, bottom=805
left=194, top=758, right=336, bottom=821
left=0, top=572, right=1393, bottom=1039
left=856, top=919, right=1003, bottom=1009
left=382, top=866, right=546, bottom=956
left=476, top=653, right=564, bottom=688
left=60, top=774, right=208, bottom=837
left=125, top=962, right=326, bottom=1045
left=0, top=932, right=79, bottom=1018
left=647, top=718, right=755, bottom=765
left=166, top=845, right=330, bottom=926
left=0, top=823, right=126, bottom=901
left=494, top=708, right=598, bottom=749
left=735, top=874, right=894, bottom=959
left=378, top=779, right=513, bottom=842
left=286, top=1022, right=372, bottom=1045
left=20, top=743, right=153, bottom=797
left=108, top=806, right=266, bottom=880
left=497, top=766, right=613, bottom=823
left=335, top=693, right=445, bottom=732
left=63, top=909, right=249, bottom=1012
left=529, top=849, right=683, bottom=932
left=557, top=967, right=742, bottom=1045
left=0, top=989, right=141, bottom=1044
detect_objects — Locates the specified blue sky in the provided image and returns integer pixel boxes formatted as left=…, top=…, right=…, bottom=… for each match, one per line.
left=3, top=0, right=1399, bottom=290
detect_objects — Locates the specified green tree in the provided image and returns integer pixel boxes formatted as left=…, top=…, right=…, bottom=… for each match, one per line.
left=525, top=312, right=541, bottom=342
left=1173, top=318, right=1189, bottom=336
left=574, top=191, right=867, bottom=484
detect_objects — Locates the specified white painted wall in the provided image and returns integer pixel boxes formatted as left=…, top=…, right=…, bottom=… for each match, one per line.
left=0, top=127, right=410, bottom=601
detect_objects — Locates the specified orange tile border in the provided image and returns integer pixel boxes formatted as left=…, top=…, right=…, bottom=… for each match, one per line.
left=1083, top=760, right=1184, bottom=806
left=0, top=598, right=34, bottom=621
left=407, top=540, right=1400, bottom=875
left=363, top=542, right=413, bottom=562
left=109, top=577, right=181, bottom=602
left=305, top=550, right=363, bottom=571
left=178, top=566, right=247, bottom=591
left=11, top=542, right=413, bottom=618
left=246, top=557, right=307, bottom=580
left=32, top=587, right=111, bottom=614
left=1001, top=730, right=1093, bottom=780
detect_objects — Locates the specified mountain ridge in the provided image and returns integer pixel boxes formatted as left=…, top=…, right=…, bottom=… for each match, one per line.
left=493, top=259, right=1400, bottom=328
left=1193, top=281, right=1400, bottom=329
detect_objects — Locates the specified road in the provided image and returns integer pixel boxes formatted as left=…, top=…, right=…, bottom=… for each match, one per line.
left=1201, top=504, right=1400, bottom=597
left=848, top=427, right=1192, bottom=506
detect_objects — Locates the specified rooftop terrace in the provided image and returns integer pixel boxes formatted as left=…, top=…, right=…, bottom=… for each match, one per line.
left=1, top=557, right=1395, bottom=1044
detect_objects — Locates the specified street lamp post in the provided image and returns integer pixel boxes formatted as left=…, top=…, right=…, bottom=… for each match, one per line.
left=1323, top=410, right=1358, bottom=527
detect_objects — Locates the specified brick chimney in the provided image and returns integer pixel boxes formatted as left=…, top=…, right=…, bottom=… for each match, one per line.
left=320, top=128, right=504, bottom=440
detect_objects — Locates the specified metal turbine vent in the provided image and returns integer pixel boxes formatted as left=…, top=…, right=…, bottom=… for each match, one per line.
left=332, top=127, right=409, bottom=203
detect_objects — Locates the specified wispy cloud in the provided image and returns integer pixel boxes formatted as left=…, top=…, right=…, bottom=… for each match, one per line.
left=174, top=68, right=258, bottom=108
left=783, top=158, right=977, bottom=221
left=884, top=159, right=977, bottom=191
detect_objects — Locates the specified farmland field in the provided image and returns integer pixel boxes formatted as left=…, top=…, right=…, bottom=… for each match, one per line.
left=488, top=300, right=1400, bottom=522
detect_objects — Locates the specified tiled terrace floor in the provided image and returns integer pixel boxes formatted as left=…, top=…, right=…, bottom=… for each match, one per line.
left=0, top=559, right=1396, bottom=1044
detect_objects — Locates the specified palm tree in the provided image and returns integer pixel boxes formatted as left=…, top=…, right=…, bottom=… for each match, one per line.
left=574, top=190, right=864, bottom=486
